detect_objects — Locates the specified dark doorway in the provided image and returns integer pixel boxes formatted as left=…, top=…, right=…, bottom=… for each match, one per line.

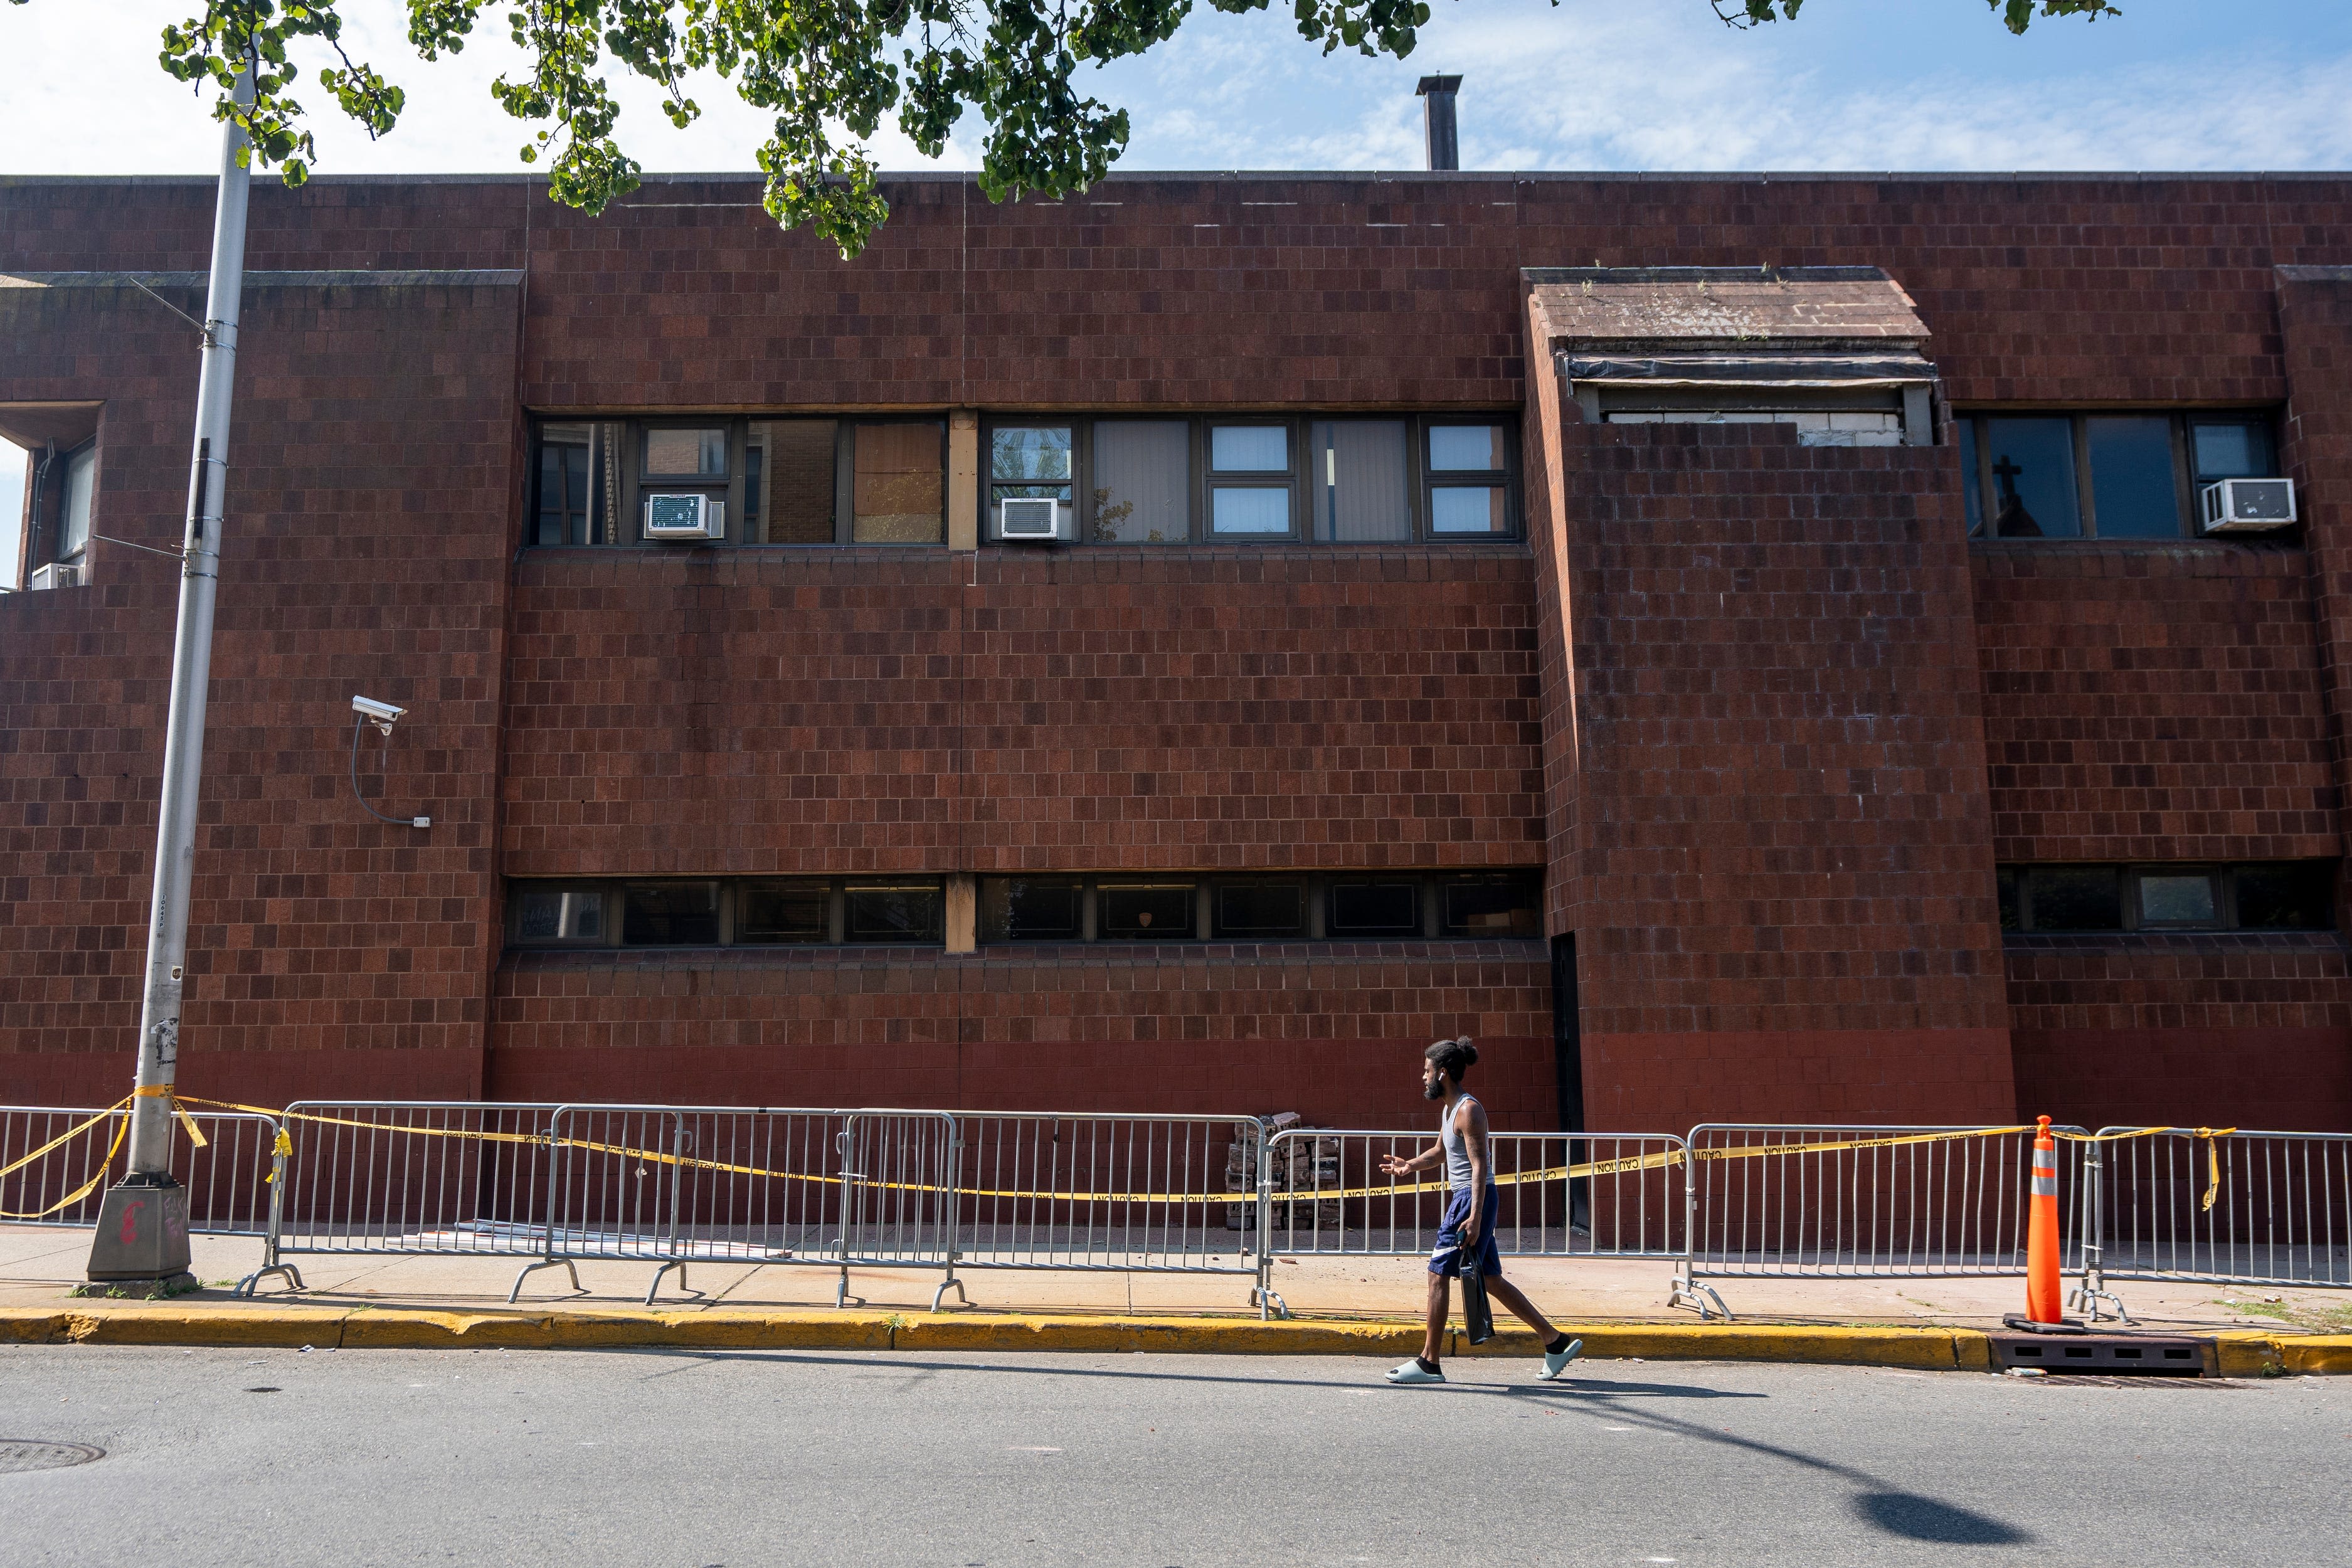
left=1550, top=933, right=1589, bottom=1231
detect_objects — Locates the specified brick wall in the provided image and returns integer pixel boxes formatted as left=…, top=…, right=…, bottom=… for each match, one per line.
left=1538, top=404, right=2015, bottom=1129
left=489, top=941, right=1554, bottom=1130
left=9, top=173, right=2352, bottom=1131
left=504, top=544, right=1542, bottom=877
left=0, top=273, right=520, bottom=1106
left=1973, top=543, right=2336, bottom=863
left=2007, top=933, right=2352, bottom=1129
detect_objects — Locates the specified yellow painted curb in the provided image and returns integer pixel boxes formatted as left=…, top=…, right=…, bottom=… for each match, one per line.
left=895, top=1314, right=1424, bottom=1357
left=1453, top=1324, right=1978, bottom=1370
left=2280, top=1335, right=2352, bottom=1375
left=39, top=1304, right=352, bottom=1348
left=5, top=1302, right=2343, bottom=1374
left=0, top=1310, right=66, bottom=1344
left=2213, top=1330, right=2286, bottom=1378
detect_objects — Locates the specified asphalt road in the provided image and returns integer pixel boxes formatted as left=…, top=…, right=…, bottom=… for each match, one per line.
left=2, top=1345, right=2345, bottom=1567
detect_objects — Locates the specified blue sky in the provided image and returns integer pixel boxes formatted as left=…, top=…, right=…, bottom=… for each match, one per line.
left=6, top=0, right=2351, bottom=585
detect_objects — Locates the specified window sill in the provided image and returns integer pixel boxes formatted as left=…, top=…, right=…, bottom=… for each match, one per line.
left=2003, top=930, right=2344, bottom=953
left=1968, top=535, right=2298, bottom=553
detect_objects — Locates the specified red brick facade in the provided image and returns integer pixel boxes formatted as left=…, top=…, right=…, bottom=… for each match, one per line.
left=4, top=171, right=2349, bottom=1133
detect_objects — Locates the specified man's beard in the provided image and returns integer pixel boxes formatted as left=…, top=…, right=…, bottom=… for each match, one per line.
left=1422, top=1079, right=1446, bottom=1102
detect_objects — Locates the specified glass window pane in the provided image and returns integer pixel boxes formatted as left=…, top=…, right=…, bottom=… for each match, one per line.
left=2138, top=871, right=2218, bottom=926
left=2028, top=866, right=2121, bottom=931
left=644, top=427, right=727, bottom=478
left=1430, top=486, right=1508, bottom=535
left=1210, top=425, right=1288, bottom=473
left=738, top=881, right=829, bottom=944
left=2191, top=421, right=2275, bottom=485
left=1099, top=882, right=1195, bottom=939
left=2087, top=415, right=2180, bottom=539
left=536, top=440, right=588, bottom=548
left=1995, top=866, right=2020, bottom=932
left=2235, top=862, right=2334, bottom=931
left=1092, top=421, right=1189, bottom=544
left=1983, top=416, right=2080, bottom=539
left=1331, top=881, right=1419, bottom=936
left=1439, top=874, right=1539, bottom=937
left=1211, top=487, right=1290, bottom=535
left=852, top=422, right=943, bottom=544
left=992, top=426, right=1073, bottom=484
left=845, top=882, right=943, bottom=942
left=1311, top=421, right=1410, bottom=543
left=1959, top=420, right=1984, bottom=538
left=517, top=887, right=603, bottom=943
left=753, top=420, right=838, bottom=544
left=58, top=445, right=95, bottom=558
left=1216, top=882, right=1306, bottom=938
left=1429, top=425, right=1505, bottom=472
left=623, top=882, right=719, bottom=945
left=980, top=878, right=1083, bottom=941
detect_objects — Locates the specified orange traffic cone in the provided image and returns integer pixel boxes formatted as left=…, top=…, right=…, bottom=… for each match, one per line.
left=2025, top=1114, right=2064, bottom=1326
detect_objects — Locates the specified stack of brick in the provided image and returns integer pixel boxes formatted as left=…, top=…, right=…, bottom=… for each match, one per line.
left=1225, top=1115, right=1343, bottom=1231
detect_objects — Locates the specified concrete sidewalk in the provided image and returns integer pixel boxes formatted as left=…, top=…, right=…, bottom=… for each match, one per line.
left=6, top=1222, right=2349, bottom=1372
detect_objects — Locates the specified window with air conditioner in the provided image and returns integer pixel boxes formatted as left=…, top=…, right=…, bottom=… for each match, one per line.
left=988, top=423, right=1075, bottom=541
left=1, top=409, right=102, bottom=591
left=1959, top=410, right=2287, bottom=541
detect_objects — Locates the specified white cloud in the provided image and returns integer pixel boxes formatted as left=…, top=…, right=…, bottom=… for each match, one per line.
left=0, top=0, right=2344, bottom=184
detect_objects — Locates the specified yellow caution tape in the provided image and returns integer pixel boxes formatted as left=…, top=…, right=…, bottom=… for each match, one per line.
left=140, top=1106, right=2242, bottom=1214
left=134, top=1083, right=209, bottom=1148
left=0, top=1101, right=132, bottom=1219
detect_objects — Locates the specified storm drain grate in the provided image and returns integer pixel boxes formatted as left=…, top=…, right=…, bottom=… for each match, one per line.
left=1989, top=1333, right=2213, bottom=1376
left=0, top=1440, right=105, bottom=1475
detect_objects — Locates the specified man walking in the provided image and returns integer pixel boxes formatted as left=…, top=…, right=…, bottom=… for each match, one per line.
left=1381, top=1037, right=1582, bottom=1384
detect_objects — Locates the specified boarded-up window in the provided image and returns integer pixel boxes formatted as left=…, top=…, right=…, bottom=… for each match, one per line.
left=755, top=419, right=837, bottom=544
left=852, top=421, right=943, bottom=543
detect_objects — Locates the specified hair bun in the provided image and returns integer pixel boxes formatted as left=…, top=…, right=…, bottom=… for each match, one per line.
left=1457, top=1037, right=1478, bottom=1067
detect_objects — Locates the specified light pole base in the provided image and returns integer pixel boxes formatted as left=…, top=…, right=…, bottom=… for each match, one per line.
left=85, top=1176, right=194, bottom=1284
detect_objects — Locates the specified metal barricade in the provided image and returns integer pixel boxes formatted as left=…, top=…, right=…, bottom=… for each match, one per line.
left=1259, top=1128, right=1686, bottom=1264
left=3, top=1102, right=290, bottom=1293
left=1671, top=1123, right=2092, bottom=1320
left=534, top=1106, right=958, bottom=1308
left=946, top=1113, right=1276, bottom=1315
left=2076, top=1128, right=2351, bottom=1316
left=272, top=1101, right=564, bottom=1293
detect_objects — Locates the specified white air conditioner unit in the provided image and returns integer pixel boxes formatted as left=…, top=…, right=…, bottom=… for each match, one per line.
left=995, top=497, right=1072, bottom=543
left=28, top=559, right=83, bottom=591
left=2200, top=477, right=2296, bottom=534
left=643, top=492, right=725, bottom=541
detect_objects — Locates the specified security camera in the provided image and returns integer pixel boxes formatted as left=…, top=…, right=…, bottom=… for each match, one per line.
left=352, top=695, right=406, bottom=731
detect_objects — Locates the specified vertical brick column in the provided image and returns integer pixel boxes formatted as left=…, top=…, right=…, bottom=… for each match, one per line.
left=2279, top=266, right=2352, bottom=931
left=1525, top=303, right=2013, bottom=1130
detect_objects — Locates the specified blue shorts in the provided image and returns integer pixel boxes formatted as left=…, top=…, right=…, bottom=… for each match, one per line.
left=1429, top=1184, right=1503, bottom=1278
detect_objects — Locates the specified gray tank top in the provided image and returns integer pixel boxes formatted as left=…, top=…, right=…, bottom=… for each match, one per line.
left=1440, top=1094, right=1486, bottom=1191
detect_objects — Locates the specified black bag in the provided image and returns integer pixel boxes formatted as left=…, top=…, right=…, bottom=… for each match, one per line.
left=1458, top=1236, right=1495, bottom=1346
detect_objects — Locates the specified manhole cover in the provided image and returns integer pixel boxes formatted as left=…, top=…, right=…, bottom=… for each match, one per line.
left=0, top=1441, right=105, bottom=1475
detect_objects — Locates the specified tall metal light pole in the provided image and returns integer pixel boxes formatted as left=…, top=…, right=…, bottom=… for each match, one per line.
left=87, top=68, right=254, bottom=1285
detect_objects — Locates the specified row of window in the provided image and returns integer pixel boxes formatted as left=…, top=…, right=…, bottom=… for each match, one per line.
left=509, top=872, right=1544, bottom=949
left=979, top=872, right=1539, bottom=942
left=1997, top=862, right=2334, bottom=934
left=532, top=415, right=1521, bottom=549
left=1961, top=411, right=2278, bottom=541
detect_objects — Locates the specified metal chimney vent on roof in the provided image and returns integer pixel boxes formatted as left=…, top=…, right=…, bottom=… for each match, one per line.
left=1416, top=75, right=1461, bottom=171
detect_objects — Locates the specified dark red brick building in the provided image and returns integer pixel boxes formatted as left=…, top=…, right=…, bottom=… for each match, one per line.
left=5, top=170, right=2349, bottom=1135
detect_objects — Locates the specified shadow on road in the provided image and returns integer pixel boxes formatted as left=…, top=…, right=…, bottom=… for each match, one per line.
left=588, top=1345, right=2033, bottom=1546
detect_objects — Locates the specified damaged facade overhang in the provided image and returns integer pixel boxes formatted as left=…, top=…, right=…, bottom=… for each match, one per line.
left=1525, top=265, right=1941, bottom=444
